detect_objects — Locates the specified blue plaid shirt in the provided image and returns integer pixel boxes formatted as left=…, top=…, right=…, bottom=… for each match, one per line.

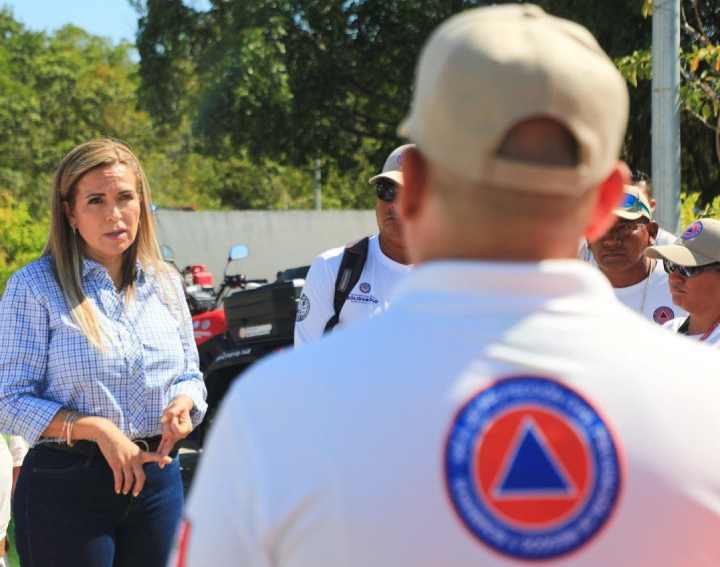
left=0, top=255, right=207, bottom=445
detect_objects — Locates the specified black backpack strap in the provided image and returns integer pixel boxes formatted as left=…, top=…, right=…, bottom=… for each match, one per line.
left=323, top=237, right=370, bottom=334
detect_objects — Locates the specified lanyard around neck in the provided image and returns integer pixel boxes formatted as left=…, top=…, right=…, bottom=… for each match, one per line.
left=679, top=317, right=720, bottom=342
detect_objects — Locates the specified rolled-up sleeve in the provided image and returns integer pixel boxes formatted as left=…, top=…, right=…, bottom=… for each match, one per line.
left=0, top=273, right=62, bottom=445
left=166, top=276, right=207, bottom=428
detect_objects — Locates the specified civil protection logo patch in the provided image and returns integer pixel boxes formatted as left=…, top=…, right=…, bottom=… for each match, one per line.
left=296, top=293, right=310, bottom=322
left=444, top=376, right=622, bottom=561
left=653, top=306, right=675, bottom=324
left=359, top=282, right=372, bottom=294
left=682, top=221, right=704, bottom=240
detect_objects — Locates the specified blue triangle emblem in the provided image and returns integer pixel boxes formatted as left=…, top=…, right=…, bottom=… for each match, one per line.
left=494, top=418, right=574, bottom=497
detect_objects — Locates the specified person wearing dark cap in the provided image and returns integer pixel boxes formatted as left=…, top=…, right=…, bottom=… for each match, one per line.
left=646, top=218, right=720, bottom=345
left=177, top=5, right=720, bottom=566
left=587, top=185, right=685, bottom=323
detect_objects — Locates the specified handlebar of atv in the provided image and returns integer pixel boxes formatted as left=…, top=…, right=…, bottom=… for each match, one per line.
left=224, top=275, right=268, bottom=288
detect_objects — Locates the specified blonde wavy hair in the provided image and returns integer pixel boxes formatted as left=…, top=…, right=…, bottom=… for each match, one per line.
left=44, top=138, right=172, bottom=349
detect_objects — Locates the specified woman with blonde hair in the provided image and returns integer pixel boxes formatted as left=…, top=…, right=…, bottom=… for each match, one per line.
left=0, top=138, right=207, bottom=566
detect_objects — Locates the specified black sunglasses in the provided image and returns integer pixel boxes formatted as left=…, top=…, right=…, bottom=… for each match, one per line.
left=663, top=259, right=720, bottom=278
left=374, top=179, right=398, bottom=203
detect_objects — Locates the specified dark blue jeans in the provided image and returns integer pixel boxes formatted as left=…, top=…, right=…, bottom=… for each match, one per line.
left=13, top=445, right=184, bottom=567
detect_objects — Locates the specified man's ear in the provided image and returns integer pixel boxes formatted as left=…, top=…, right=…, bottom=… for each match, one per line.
left=398, top=146, right=427, bottom=224
left=584, top=161, right=630, bottom=243
left=647, top=221, right=659, bottom=240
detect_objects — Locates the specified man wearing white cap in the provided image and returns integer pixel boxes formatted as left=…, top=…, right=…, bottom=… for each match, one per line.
left=293, top=144, right=413, bottom=346
left=579, top=172, right=676, bottom=264
left=176, top=5, right=720, bottom=567
left=646, top=218, right=720, bottom=345
left=588, top=185, right=685, bottom=323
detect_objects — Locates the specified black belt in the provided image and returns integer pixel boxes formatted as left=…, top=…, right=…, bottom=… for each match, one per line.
left=39, top=436, right=175, bottom=458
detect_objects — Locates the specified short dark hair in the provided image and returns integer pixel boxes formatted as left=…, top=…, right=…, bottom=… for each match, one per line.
left=631, top=169, right=652, bottom=198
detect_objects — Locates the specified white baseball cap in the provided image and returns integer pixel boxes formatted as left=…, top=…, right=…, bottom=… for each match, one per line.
left=368, top=144, right=415, bottom=186
left=398, top=4, right=629, bottom=195
left=615, top=186, right=653, bottom=221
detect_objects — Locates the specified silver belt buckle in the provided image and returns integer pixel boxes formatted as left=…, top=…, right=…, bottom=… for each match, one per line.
left=134, top=439, right=150, bottom=452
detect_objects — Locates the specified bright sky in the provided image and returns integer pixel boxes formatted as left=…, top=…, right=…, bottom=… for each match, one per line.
left=1, top=0, right=211, bottom=44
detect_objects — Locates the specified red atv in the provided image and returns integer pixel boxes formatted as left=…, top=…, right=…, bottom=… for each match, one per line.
left=160, top=244, right=266, bottom=356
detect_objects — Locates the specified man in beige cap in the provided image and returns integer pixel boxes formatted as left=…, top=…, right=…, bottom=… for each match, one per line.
left=646, top=218, right=720, bottom=345
left=587, top=185, right=685, bottom=323
left=293, top=144, right=413, bottom=346
left=178, top=5, right=720, bottom=567
left=579, top=171, right=677, bottom=264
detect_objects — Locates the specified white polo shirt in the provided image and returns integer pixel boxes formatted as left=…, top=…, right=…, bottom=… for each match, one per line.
left=294, top=233, right=411, bottom=346
left=612, top=259, right=686, bottom=324
left=181, top=260, right=720, bottom=567
left=664, top=316, right=720, bottom=347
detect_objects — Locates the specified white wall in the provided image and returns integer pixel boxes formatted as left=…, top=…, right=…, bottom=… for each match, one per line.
left=154, top=209, right=378, bottom=282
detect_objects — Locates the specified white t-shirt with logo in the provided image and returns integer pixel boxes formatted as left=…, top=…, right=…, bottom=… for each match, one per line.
left=612, top=259, right=686, bottom=324
left=294, top=233, right=411, bottom=346
left=180, top=260, right=720, bottom=567
left=663, top=317, right=720, bottom=347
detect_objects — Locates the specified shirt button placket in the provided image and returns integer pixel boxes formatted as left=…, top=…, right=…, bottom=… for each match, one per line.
left=107, top=282, right=144, bottom=439
left=123, top=314, right=146, bottom=439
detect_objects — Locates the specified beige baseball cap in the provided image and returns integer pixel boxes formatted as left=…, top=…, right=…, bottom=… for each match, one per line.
left=398, top=4, right=629, bottom=195
left=646, top=218, right=720, bottom=267
left=369, top=144, right=415, bottom=186
left=614, top=186, right=653, bottom=221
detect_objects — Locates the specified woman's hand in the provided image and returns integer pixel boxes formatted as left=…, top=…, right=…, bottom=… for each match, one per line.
left=95, top=420, right=171, bottom=496
left=157, top=395, right=194, bottom=466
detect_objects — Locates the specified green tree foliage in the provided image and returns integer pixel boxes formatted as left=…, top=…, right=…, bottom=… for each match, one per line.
left=616, top=0, right=720, bottom=207
left=0, top=193, right=48, bottom=293
left=0, top=11, right=156, bottom=211
left=681, top=191, right=720, bottom=228
left=135, top=0, right=473, bottom=171
left=0, top=6, right=355, bottom=222
left=135, top=0, right=719, bottom=208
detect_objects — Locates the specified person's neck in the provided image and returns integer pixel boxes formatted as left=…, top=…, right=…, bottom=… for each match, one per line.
left=604, top=257, right=652, bottom=289
left=85, top=251, right=124, bottom=290
left=687, top=311, right=720, bottom=335
left=413, top=230, right=585, bottom=263
left=378, top=232, right=409, bottom=265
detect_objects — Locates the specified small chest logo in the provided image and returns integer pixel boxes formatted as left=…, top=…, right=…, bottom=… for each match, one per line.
left=653, top=306, right=675, bottom=324
left=295, top=293, right=310, bottom=322
left=682, top=221, right=704, bottom=240
left=445, top=376, right=622, bottom=561
left=359, top=282, right=372, bottom=294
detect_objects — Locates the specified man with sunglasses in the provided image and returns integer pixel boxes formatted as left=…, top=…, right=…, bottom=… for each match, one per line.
left=646, top=218, right=720, bottom=345
left=587, top=186, right=685, bottom=323
left=293, top=144, right=413, bottom=346
left=579, top=173, right=675, bottom=264
left=180, top=6, right=720, bottom=566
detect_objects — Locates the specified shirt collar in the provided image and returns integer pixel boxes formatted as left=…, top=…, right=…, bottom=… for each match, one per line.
left=81, top=257, right=146, bottom=283
left=391, top=259, right=616, bottom=311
